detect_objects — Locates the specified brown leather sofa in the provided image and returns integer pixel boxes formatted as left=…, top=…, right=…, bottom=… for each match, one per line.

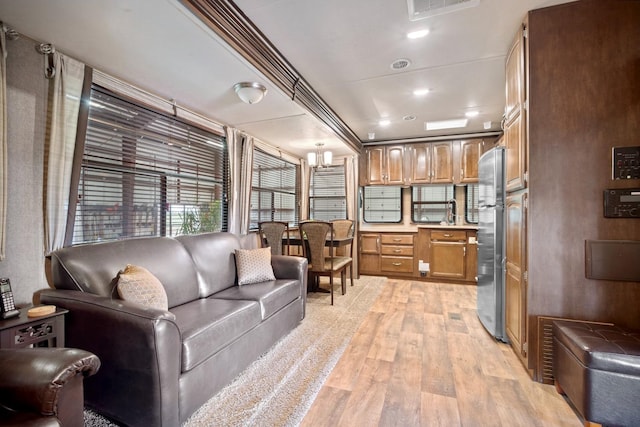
left=0, top=348, right=100, bottom=426
left=40, top=232, right=308, bottom=427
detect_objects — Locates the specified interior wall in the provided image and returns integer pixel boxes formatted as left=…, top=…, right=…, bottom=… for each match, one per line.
left=527, top=0, right=640, bottom=350
left=0, top=36, right=48, bottom=306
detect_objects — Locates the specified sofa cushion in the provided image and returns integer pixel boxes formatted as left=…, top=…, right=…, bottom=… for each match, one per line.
left=116, top=264, right=169, bottom=310
left=171, top=298, right=262, bottom=372
left=235, top=247, right=276, bottom=285
left=213, top=279, right=300, bottom=320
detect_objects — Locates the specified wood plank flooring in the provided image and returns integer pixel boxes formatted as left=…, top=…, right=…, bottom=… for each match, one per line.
left=300, top=279, right=582, bottom=427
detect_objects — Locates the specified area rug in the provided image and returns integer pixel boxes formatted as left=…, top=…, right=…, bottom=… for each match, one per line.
left=84, top=275, right=386, bottom=427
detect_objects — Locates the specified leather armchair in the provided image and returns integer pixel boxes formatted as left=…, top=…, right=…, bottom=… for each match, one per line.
left=0, top=348, right=100, bottom=427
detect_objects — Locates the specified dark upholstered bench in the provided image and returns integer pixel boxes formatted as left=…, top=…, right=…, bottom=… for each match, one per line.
left=552, top=321, right=640, bottom=427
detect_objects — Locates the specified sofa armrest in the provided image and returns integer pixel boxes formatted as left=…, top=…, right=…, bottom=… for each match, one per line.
left=39, top=289, right=182, bottom=426
left=271, top=255, right=308, bottom=318
left=0, top=348, right=99, bottom=415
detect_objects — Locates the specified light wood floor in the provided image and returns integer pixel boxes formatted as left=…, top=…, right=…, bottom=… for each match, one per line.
left=300, top=278, right=583, bottom=427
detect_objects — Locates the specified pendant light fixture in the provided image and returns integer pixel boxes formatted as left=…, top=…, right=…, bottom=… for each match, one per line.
left=307, top=143, right=332, bottom=168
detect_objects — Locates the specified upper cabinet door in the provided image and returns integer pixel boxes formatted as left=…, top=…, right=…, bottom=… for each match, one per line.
left=385, top=145, right=406, bottom=185
left=409, top=144, right=431, bottom=184
left=458, top=139, right=481, bottom=183
left=365, top=146, right=385, bottom=185
left=504, top=24, right=528, bottom=192
left=431, top=142, right=454, bottom=183
left=505, top=25, right=525, bottom=123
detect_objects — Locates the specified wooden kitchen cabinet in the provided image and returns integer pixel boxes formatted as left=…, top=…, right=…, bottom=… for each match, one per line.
left=457, top=139, right=481, bottom=183
left=504, top=25, right=527, bottom=193
left=505, top=191, right=527, bottom=362
left=380, top=234, right=414, bottom=275
left=359, top=233, right=381, bottom=274
left=428, top=230, right=467, bottom=279
left=408, top=142, right=453, bottom=184
left=361, top=145, right=405, bottom=185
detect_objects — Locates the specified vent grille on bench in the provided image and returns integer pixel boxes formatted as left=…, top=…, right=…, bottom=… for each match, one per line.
left=537, top=316, right=614, bottom=384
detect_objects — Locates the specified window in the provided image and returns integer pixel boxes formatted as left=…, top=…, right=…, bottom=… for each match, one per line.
left=411, top=185, right=455, bottom=223
left=465, top=184, right=479, bottom=224
left=362, top=186, right=402, bottom=223
left=72, top=85, right=228, bottom=244
left=250, top=149, right=299, bottom=230
left=309, top=165, right=346, bottom=220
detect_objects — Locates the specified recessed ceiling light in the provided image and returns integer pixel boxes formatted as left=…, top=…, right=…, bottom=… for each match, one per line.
left=379, top=119, right=391, bottom=127
left=368, top=132, right=375, bottom=140
left=465, top=111, right=480, bottom=117
left=425, top=118, right=468, bottom=131
left=407, top=29, right=429, bottom=39
left=413, top=88, right=430, bottom=96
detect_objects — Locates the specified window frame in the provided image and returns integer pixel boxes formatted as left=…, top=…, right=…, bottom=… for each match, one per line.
left=309, top=165, right=347, bottom=221
left=465, top=183, right=479, bottom=224
left=249, top=148, right=300, bottom=230
left=411, top=184, right=456, bottom=224
left=362, top=186, right=403, bottom=223
left=71, top=84, right=228, bottom=245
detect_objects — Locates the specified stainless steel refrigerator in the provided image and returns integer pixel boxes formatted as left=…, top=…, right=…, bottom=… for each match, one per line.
left=477, top=146, right=507, bottom=342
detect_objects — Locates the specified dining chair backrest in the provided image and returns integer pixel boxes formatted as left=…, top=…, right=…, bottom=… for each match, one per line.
left=299, top=221, right=333, bottom=273
left=258, top=221, right=289, bottom=256
left=331, top=219, right=353, bottom=257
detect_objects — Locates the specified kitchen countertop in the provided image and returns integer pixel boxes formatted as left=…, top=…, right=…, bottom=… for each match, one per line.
left=359, top=223, right=478, bottom=233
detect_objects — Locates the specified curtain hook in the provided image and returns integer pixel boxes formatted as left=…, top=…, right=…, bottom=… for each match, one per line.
left=35, top=43, right=56, bottom=79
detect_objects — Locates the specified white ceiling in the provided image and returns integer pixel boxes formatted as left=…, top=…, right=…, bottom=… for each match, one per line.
left=0, top=0, right=573, bottom=159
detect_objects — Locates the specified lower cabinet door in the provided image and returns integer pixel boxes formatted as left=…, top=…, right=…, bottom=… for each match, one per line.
left=429, top=242, right=466, bottom=279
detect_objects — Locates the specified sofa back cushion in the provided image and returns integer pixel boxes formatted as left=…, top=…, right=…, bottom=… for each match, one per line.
left=50, top=237, right=199, bottom=308
left=176, top=232, right=242, bottom=297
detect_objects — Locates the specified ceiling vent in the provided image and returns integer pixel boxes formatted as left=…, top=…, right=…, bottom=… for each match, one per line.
left=390, top=58, right=411, bottom=70
left=407, top=0, right=480, bottom=21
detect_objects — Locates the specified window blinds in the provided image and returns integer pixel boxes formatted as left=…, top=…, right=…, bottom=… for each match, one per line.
left=72, top=85, right=228, bottom=244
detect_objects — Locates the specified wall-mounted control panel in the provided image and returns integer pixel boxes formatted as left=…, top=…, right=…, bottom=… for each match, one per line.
left=604, top=188, right=640, bottom=218
left=612, top=146, right=640, bottom=180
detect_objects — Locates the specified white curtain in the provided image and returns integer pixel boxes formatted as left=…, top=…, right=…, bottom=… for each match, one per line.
left=43, top=53, right=84, bottom=253
left=300, top=159, right=309, bottom=221
left=0, top=25, right=7, bottom=261
left=238, top=134, right=254, bottom=234
left=226, top=127, right=241, bottom=233
left=344, top=155, right=359, bottom=276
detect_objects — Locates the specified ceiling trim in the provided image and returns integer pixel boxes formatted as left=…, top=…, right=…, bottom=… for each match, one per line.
left=180, top=0, right=363, bottom=154
left=363, top=131, right=504, bottom=146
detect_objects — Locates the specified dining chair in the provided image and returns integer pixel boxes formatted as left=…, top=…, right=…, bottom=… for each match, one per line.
left=299, top=221, right=353, bottom=305
left=258, top=221, right=290, bottom=256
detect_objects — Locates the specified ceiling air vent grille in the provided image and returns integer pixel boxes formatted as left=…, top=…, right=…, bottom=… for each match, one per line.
left=408, top=0, right=480, bottom=21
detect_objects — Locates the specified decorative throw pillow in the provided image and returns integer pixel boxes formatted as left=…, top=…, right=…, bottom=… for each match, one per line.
left=116, top=264, right=169, bottom=310
left=235, top=247, right=276, bottom=285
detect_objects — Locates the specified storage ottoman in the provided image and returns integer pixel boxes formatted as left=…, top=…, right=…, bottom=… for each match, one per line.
left=552, top=321, right=640, bottom=427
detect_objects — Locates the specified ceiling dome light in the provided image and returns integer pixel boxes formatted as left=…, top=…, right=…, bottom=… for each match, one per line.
left=379, top=119, right=391, bottom=127
left=465, top=110, right=480, bottom=117
left=233, top=82, right=268, bottom=104
left=407, top=29, right=429, bottom=39
left=413, top=88, right=430, bottom=96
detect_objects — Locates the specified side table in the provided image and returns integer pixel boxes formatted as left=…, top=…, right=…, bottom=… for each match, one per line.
left=0, top=306, right=68, bottom=349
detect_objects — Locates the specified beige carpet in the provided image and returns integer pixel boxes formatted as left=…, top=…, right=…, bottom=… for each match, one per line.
left=85, top=275, right=386, bottom=427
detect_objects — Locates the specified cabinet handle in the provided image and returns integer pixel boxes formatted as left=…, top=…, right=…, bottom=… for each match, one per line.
left=393, top=238, right=402, bottom=242
left=444, top=233, right=452, bottom=237
left=392, top=262, right=402, bottom=266
left=393, top=249, right=402, bottom=253
left=463, top=247, right=466, bottom=256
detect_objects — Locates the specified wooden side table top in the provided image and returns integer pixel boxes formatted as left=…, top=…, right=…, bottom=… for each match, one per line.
left=0, top=306, right=68, bottom=331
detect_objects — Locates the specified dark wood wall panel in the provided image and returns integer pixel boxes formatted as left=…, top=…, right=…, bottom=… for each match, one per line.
left=526, top=0, right=640, bottom=365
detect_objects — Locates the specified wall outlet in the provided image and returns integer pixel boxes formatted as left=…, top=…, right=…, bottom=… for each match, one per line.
left=418, top=260, right=429, bottom=272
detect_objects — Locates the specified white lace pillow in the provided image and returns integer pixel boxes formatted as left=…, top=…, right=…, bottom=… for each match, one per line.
left=116, top=264, right=169, bottom=310
left=235, top=247, right=276, bottom=285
